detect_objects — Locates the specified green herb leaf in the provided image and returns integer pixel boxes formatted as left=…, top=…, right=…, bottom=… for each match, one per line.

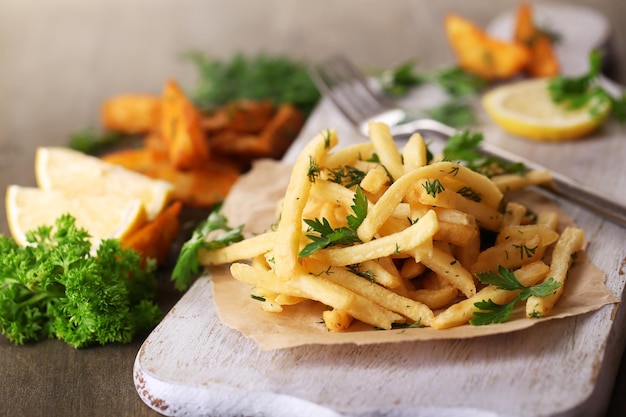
left=172, top=205, right=244, bottom=291
left=68, top=129, right=128, bottom=155
left=185, top=52, right=320, bottom=116
left=470, top=266, right=562, bottom=326
left=0, top=214, right=161, bottom=348
left=299, top=186, right=367, bottom=257
left=548, top=50, right=625, bottom=122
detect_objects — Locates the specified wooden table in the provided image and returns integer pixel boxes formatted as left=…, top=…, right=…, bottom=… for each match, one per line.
left=1, top=1, right=626, bottom=416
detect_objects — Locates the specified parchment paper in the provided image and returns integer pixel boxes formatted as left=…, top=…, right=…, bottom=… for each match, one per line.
left=211, top=159, right=618, bottom=350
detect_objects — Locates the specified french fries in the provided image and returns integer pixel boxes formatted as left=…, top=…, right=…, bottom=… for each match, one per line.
left=201, top=122, right=586, bottom=332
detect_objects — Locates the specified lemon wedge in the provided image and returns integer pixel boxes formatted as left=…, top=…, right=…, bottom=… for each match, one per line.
left=5, top=185, right=147, bottom=247
left=35, top=147, right=173, bottom=220
left=482, top=77, right=610, bottom=141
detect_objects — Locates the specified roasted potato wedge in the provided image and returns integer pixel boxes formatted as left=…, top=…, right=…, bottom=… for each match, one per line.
left=160, top=79, right=211, bottom=170
left=121, top=201, right=183, bottom=265
left=514, top=3, right=560, bottom=77
left=101, top=94, right=161, bottom=134
left=445, top=13, right=530, bottom=80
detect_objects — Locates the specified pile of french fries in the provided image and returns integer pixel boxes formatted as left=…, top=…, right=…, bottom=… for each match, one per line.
left=198, top=121, right=586, bottom=331
left=445, top=3, right=559, bottom=80
left=101, top=79, right=304, bottom=207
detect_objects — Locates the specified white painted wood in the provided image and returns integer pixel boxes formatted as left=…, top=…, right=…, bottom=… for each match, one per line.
left=134, top=94, right=626, bottom=416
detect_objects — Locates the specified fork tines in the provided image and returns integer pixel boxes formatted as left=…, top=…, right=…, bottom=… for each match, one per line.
left=309, top=55, right=397, bottom=126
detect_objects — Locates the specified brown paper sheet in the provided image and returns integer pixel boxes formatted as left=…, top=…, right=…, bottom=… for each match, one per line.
left=211, top=159, right=618, bottom=350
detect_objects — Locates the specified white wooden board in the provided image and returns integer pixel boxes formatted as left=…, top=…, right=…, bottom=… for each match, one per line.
left=134, top=92, right=626, bottom=417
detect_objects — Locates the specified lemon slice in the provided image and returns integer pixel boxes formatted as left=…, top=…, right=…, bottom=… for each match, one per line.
left=35, top=147, right=173, bottom=221
left=6, top=185, right=147, bottom=247
left=482, top=77, right=610, bottom=141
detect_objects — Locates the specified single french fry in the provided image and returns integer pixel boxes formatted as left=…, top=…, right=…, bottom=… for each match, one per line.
left=323, top=309, right=354, bottom=331
left=491, top=170, right=552, bottom=192
left=431, top=261, right=550, bottom=329
left=411, top=286, right=460, bottom=310
left=471, top=234, right=543, bottom=273
left=496, top=225, right=559, bottom=246
left=198, top=231, right=277, bottom=266
left=273, top=129, right=338, bottom=279
left=399, top=257, right=427, bottom=280
left=313, top=210, right=439, bottom=266
left=360, top=165, right=391, bottom=195
left=322, top=142, right=375, bottom=168
left=455, top=223, right=481, bottom=271
left=501, top=202, right=528, bottom=228
left=526, top=227, right=585, bottom=317
left=402, top=133, right=428, bottom=173
left=368, top=121, right=404, bottom=181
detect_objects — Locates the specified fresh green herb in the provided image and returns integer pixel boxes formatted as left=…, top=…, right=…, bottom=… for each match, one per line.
left=513, top=242, right=538, bottom=260
left=172, top=205, right=244, bottom=291
left=431, top=66, right=487, bottom=98
left=441, top=130, right=527, bottom=177
left=299, top=186, right=368, bottom=257
left=457, top=186, right=481, bottom=202
left=0, top=215, right=162, bottom=348
left=346, top=264, right=377, bottom=283
left=185, top=52, right=321, bottom=115
left=548, top=50, right=626, bottom=122
left=422, top=178, right=445, bottom=198
left=380, top=62, right=485, bottom=98
left=470, top=265, right=561, bottom=325
left=250, top=295, right=266, bottom=302
left=379, top=61, right=426, bottom=97
left=307, top=156, right=321, bottom=183
left=425, top=100, right=476, bottom=128
left=327, top=165, right=367, bottom=188
left=68, top=129, right=129, bottom=155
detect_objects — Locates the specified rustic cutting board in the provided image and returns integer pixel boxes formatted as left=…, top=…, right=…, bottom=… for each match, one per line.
left=134, top=93, right=626, bottom=417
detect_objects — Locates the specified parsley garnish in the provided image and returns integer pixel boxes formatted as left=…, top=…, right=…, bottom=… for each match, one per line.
left=299, top=186, right=368, bottom=257
left=470, top=266, right=561, bottom=325
left=172, top=205, right=244, bottom=291
left=548, top=50, right=626, bottom=122
left=0, top=215, right=162, bottom=347
left=441, top=130, right=527, bottom=177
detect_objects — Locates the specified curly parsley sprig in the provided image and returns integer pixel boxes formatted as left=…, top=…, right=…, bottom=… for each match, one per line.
left=470, top=266, right=561, bottom=326
left=0, top=215, right=162, bottom=348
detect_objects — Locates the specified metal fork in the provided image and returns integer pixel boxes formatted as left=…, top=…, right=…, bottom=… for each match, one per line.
left=308, top=55, right=626, bottom=229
